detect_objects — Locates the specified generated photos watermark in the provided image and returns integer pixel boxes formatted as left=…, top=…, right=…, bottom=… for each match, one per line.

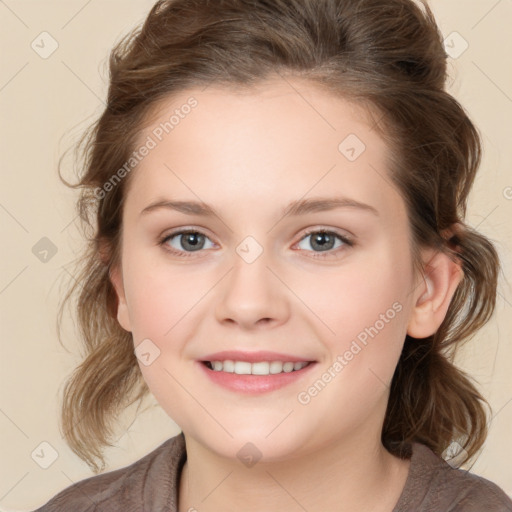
left=297, top=301, right=403, bottom=405
left=94, top=96, right=198, bottom=200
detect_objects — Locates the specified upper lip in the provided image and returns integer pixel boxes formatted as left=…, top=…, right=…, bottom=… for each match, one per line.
left=199, top=350, right=316, bottom=363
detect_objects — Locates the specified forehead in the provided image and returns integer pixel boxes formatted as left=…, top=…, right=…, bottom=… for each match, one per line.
left=125, top=78, right=404, bottom=223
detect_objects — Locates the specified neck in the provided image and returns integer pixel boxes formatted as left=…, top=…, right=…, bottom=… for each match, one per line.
left=178, top=428, right=410, bottom=512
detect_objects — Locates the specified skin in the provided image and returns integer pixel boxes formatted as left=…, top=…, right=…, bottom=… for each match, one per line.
left=110, top=76, right=462, bottom=512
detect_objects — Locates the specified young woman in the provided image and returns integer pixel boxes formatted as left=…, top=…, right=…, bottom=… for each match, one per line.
left=34, top=0, right=512, bottom=510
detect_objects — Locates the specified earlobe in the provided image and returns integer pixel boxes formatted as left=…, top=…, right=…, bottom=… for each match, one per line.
left=406, top=250, right=463, bottom=339
left=109, top=264, right=132, bottom=332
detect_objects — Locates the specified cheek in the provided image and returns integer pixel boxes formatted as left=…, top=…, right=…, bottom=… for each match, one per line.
left=318, top=244, right=413, bottom=391
left=309, top=247, right=413, bottom=344
left=122, top=246, right=212, bottom=342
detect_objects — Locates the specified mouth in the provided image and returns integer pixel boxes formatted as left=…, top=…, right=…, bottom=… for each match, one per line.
left=200, top=360, right=314, bottom=375
left=197, top=358, right=318, bottom=394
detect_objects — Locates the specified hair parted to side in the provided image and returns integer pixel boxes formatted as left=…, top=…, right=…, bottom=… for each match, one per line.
left=58, top=0, right=499, bottom=473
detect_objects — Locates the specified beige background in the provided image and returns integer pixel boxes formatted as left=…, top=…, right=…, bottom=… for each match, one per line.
left=1, top=1, right=511, bottom=510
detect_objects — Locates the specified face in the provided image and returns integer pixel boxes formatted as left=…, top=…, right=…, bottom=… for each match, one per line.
left=111, top=77, right=425, bottom=461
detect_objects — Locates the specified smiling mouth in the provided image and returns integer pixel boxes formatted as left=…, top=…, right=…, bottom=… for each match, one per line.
left=201, top=360, right=314, bottom=375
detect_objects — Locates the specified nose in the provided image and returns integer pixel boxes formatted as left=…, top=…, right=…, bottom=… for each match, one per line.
left=214, top=248, right=290, bottom=330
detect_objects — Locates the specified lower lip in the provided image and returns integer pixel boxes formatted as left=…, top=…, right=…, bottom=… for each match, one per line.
left=196, top=361, right=317, bottom=394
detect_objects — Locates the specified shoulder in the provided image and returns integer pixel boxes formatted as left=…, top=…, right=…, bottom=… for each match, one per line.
left=394, top=442, right=512, bottom=512
left=32, top=432, right=187, bottom=512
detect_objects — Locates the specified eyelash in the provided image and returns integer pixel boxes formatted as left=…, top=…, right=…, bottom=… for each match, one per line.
left=158, top=228, right=354, bottom=259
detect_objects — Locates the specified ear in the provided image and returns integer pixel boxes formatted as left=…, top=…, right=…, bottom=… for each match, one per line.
left=406, top=249, right=463, bottom=339
left=109, top=263, right=132, bottom=332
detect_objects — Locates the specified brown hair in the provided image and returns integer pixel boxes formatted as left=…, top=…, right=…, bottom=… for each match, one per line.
left=58, top=0, right=499, bottom=473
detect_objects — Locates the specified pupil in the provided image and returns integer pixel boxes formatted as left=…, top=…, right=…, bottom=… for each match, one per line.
left=182, top=232, right=203, bottom=251
left=312, top=232, right=334, bottom=251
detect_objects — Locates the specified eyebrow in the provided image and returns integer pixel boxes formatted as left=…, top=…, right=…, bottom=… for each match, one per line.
left=140, top=197, right=379, bottom=218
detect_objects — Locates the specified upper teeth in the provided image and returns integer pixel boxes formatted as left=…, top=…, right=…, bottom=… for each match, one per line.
left=208, top=360, right=309, bottom=375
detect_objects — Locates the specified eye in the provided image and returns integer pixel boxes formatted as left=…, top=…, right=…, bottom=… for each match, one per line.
left=159, top=230, right=216, bottom=257
left=159, top=228, right=354, bottom=259
left=295, top=229, right=353, bottom=258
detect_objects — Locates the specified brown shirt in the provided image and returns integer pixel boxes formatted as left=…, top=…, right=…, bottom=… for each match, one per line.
left=33, top=432, right=512, bottom=512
